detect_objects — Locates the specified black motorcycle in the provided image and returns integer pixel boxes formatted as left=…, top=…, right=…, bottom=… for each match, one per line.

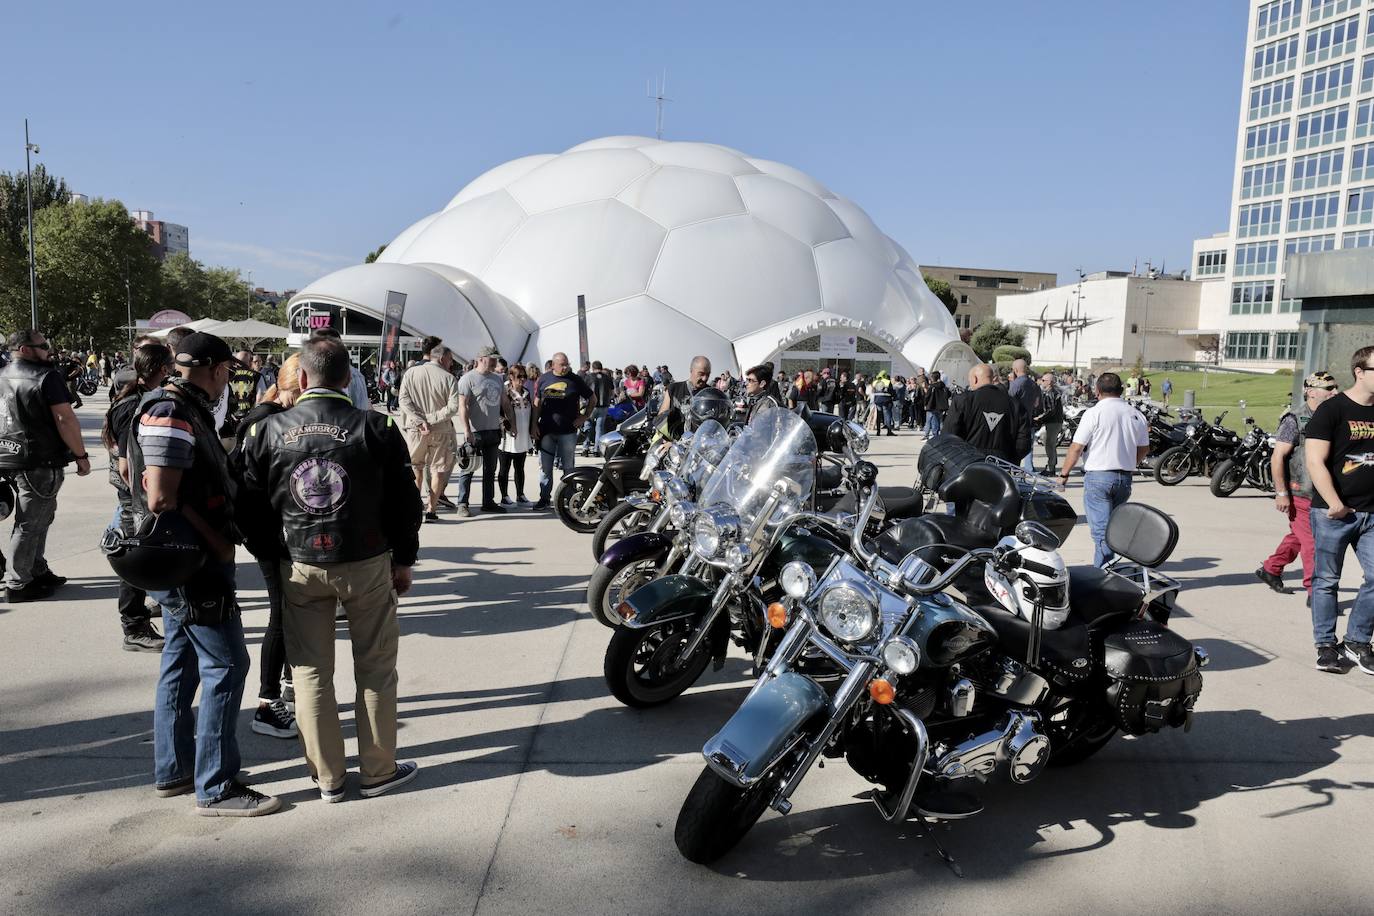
left=555, top=407, right=670, bottom=533
left=1209, top=418, right=1274, bottom=497
left=673, top=477, right=1205, bottom=864
left=1153, top=411, right=1240, bottom=486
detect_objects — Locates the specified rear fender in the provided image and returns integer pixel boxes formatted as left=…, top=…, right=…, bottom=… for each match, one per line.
left=703, top=672, right=829, bottom=787
left=617, top=573, right=713, bottom=629
left=599, top=531, right=673, bottom=571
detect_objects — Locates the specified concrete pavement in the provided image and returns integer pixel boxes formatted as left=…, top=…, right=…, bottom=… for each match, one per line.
left=1, top=404, right=1372, bottom=916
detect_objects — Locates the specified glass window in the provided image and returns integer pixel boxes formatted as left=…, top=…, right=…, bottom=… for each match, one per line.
left=1311, top=0, right=1359, bottom=21
left=1284, top=232, right=1337, bottom=266
left=1245, top=119, right=1292, bottom=160
left=1196, top=249, right=1228, bottom=276
left=1274, top=331, right=1307, bottom=360
left=1357, top=98, right=1374, bottom=137
left=1256, top=35, right=1302, bottom=78
left=1295, top=104, right=1349, bottom=148
left=1292, top=148, right=1345, bottom=189
left=1288, top=191, right=1342, bottom=229
left=1299, top=60, right=1354, bottom=107
left=1347, top=184, right=1374, bottom=222
left=1362, top=53, right=1374, bottom=91
left=1233, top=241, right=1280, bottom=276
left=1343, top=227, right=1374, bottom=244
left=1305, top=14, right=1360, bottom=63
left=1238, top=200, right=1285, bottom=236
left=1225, top=332, right=1273, bottom=360
left=1230, top=280, right=1276, bottom=314
left=1258, top=0, right=1304, bottom=38
left=1241, top=160, right=1288, bottom=198
left=1351, top=142, right=1374, bottom=181
left=1250, top=76, right=1297, bottom=119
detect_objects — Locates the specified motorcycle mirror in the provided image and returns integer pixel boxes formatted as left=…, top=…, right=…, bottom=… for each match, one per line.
left=1014, top=520, right=1060, bottom=551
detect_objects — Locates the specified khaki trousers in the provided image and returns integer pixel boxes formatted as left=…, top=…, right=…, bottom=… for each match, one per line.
left=281, top=553, right=400, bottom=791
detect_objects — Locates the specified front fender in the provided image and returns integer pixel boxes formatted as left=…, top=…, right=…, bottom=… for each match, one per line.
left=618, top=573, right=713, bottom=629
left=600, top=531, right=673, bottom=570
left=560, top=467, right=601, bottom=488
left=703, top=672, right=829, bottom=787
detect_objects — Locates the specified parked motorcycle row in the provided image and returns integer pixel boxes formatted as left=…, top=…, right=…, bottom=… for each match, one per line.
left=1149, top=407, right=1275, bottom=498
left=552, top=395, right=1207, bottom=865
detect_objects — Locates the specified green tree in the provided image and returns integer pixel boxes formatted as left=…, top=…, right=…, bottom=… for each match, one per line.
left=922, top=275, right=958, bottom=316
left=991, top=344, right=1032, bottom=364
left=0, top=164, right=70, bottom=253
left=29, top=198, right=161, bottom=348
left=158, top=251, right=210, bottom=318
left=364, top=243, right=387, bottom=263
left=968, top=318, right=1026, bottom=362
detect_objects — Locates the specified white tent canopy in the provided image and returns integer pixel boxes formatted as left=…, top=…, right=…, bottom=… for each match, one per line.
left=207, top=319, right=290, bottom=341
left=147, top=317, right=221, bottom=338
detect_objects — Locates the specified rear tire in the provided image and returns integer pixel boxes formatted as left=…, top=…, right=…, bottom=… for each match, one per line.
left=674, top=765, right=776, bottom=864
left=1046, top=701, right=1117, bottom=766
left=1208, top=459, right=1243, bottom=497
left=591, top=500, right=656, bottom=561
left=603, top=618, right=712, bottom=707
left=586, top=559, right=662, bottom=627
left=1154, top=446, right=1191, bottom=486
left=555, top=477, right=610, bottom=533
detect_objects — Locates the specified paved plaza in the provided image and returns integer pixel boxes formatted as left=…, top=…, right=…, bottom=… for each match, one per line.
left=2, top=405, right=1372, bottom=916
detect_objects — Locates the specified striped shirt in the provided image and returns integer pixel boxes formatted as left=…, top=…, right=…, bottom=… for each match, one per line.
left=137, top=399, right=196, bottom=468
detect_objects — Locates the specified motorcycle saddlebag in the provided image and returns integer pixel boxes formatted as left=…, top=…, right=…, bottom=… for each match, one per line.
left=1101, top=620, right=1202, bottom=735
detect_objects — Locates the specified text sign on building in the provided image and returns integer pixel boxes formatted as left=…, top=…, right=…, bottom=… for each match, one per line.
left=818, top=331, right=858, bottom=358
left=289, top=303, right=341, bottom=335
left=147, top=308, right=192, bottom=330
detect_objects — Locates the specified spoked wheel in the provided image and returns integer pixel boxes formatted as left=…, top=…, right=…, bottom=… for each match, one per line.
left=591, top=500, right=657, bottom=561
left=555, top=477, right=611, bottom=533
left=603, top=618, right=712, bottom=707
left=586, top=559, right=662, bottom=627
left=1208, top=459, right=1244, bottom=497
left=1153, top=446, right=1192, bottom=486
left=675, top=764, right=782, bottom=864
left=1044, top=699, right=1117, bottom=766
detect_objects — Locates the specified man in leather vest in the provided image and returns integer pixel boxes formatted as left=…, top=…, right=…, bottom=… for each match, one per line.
left=0, top=329, right=90, bottom=602
left=743, top=363, right=782, bottom=423
left=225, top=349, right=260, bottom=431
left=1257, top=371, right=1339, bottom=598
left=239, top=337, right=423, bottom=803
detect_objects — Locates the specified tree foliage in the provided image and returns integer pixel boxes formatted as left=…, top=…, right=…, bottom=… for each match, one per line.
left=991, top=344, right=1032, bottom=364
left=922, top=275, right=958, bottom=316
left=364, top=244, right=387, bottom=263
left=968, top=318, right=1027, bottom=362
left=0, top=164, right=70, bottom=253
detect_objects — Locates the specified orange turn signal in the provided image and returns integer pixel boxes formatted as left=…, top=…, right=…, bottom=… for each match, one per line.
left=649, top=490, right=663, bottom=503
left=766, top=602, right=789, bottom=629
left=868, top=678, right=895, bottom=705
left=616, top=601, right=636, bottom=621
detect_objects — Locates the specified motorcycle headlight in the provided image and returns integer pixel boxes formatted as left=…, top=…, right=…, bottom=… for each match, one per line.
left=724, top=544, right=751, bottom=569
left=665, top=475, right=691, bottom=504
left=881, top=636, right=921, bottom=675
left=640, top=441, right=669, bottom=478
left=669, top=499, right=695, bottom=529
left=818, top=584, right=878, bottom=643
left=780, top=561, right=817, bottom=599
left=692, top=508, right=738, bottom=558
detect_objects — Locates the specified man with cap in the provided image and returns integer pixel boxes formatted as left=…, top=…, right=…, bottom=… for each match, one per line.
left=454, top=346, right=510, bottom=516
left=1256, top=371, right=1340, bottom=597
left=126, top=332, right=280, bottom=816
left=239, top=335, right=423, bottom=802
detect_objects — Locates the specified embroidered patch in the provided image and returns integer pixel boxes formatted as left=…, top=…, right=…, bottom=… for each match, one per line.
left=982, top=411, right=1004, bottom=431
left=289, top=458, right=349, bottom=515
left=283, top=423, right=347, bottom=446
left=308, top=531, right=340, bottom=550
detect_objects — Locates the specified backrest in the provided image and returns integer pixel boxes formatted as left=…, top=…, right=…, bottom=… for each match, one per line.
left=1106, top=502, right=1178, bottom=568
left=940, top=463, right=1021, bottom=532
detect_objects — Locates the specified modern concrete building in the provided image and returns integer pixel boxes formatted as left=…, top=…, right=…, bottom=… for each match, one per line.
left=919, top=265, right=1057, bottom=332
left=1191, top=0, right=1374, bottom=370
left=997, top=271, right=1203, bottom=370
left=131, top=210, right=189, bottom=261
left=1287, top=246, right=1374, bottom=380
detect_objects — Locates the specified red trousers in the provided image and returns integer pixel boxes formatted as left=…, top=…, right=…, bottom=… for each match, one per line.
left=1262, top=494, right=1315, bottom=591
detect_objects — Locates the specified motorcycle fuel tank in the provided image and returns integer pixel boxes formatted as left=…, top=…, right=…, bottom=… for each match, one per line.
left=904, top=594, right=998, bottom=667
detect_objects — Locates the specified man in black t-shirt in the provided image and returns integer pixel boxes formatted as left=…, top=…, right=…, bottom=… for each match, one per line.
left=661, top=355, right=711, bottom=417
left=1305, top=344, right=1374, bottom=674
left=532, top=352, right=596, bottom=510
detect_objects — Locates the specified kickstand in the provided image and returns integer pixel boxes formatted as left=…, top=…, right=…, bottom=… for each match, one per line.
left=914, top=815, right=963, bottom=879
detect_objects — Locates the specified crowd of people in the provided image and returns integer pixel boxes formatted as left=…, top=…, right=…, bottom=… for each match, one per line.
left=2, top=324, right=1372, bottom=820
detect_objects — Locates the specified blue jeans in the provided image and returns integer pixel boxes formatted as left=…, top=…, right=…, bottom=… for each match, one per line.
left=539, top=432, right=578, bottom=503
left=150, top=563, right=249, bottom=802
left=1083, top=470, right=1133, bottom=566
left=875, top=399, right=894, bottom=432
left=1310, top=509, right=1374, bottom=647
left=923, top=411, right=942, bottom=437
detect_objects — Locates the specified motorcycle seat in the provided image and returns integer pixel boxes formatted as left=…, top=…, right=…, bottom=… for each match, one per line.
left=1067, top=565, right=1144, bottom=625
left=832, top=486, right=923, bottom=520
left=874, top=514, right=999, bottom=565
left=975, top=605, right=1093, bottom=679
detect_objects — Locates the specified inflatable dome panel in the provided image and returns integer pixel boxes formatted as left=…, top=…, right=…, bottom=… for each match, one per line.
left=617, top=165, right=747, bottom=229
left=398, top=190, right=528, bottom=276
left=446, top=154, right=556, bottom=210
left=507, top=148, right=654, bottom=214
left=734, top=173, right=850, bottom=246
left=640, top=142, right=760, bottom=176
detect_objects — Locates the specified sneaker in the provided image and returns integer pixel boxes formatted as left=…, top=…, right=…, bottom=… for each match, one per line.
left=1255, top=567, right=1291, bottom=595
left=252, top=699, right=298, bottom=738
left=154, top=776, right=194, bottom=798
left=436, top=495, right=457, bottom=510
left=1343, top=641, right=1374, bottom=675
left=359, top=761, right=419, bottom=798
left=481, top=503, right=506, bottom=514
left=4, top=580, right=54, bottom=603
left=35, top=570, right=68, bottom=590
left=281, top=681, right=296, bottom=712
left=311, top=774, right=346, bottom=804
left=123, top=624, right=165, bottom=653
left=500, top=496, right=514, bottom=506
left=195, top=781, right=281, bottom=817
left=1316, top=644, right=1344, bottom=673
left=456, top=505, right=472, bottom=518
left=531, top=500, right=550, bottom=511
left=424, top=511, right=439, bottom=523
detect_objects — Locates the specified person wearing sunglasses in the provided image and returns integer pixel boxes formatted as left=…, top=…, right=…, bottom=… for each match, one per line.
left=743, top=362, right=781, bottom=423
left=0, top=329, right=91, bottom=603
left=1305, top=345, right=1374, bottom=675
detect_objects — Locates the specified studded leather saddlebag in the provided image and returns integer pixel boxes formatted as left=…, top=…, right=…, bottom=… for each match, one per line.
left=1102, top=620, right=1202, bottom=735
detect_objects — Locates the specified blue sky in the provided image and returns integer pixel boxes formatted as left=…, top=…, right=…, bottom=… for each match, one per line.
left=10, top=0, right=1247, bottom=296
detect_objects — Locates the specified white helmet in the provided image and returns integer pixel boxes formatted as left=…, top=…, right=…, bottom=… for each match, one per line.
left=984, top=534, right=1070, bottom=629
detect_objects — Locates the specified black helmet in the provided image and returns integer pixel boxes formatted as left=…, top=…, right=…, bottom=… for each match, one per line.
left=102, top=510, right=206, bottom=591
left=687, top=388, right=731, bottom=430
left=0, top=476, right=13, bottom=522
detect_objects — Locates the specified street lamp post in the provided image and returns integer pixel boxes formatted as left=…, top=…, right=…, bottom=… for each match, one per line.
left=125, top=257, right=134, bottom=351
left=1134, top=283, right=1156, bottom=368
left=24, top=119, right=40, bottom=327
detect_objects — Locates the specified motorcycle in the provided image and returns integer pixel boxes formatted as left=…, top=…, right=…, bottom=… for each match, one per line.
left=555, top=404, right=675, bottom=533
left=1209, top=418, right=1274, bottom=497
left=77, top=370, right=100, bottom=397
left=1153, top=411, right=1240, bottom=486
left=673, top=472, right=1206, bottom=864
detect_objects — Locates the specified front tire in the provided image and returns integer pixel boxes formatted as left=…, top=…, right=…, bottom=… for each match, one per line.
left=1209, top=459, right=1244, bottom=497
left=591, top=500, right=656, bottom=560
left=555, top=476, right=611, bottom=533
left=586, top=559, right=662, bottom=627
left=1154, top=446, right=1191, bottom=486
left=603, top=618, right=712, bottom=707
left=675, top=765, right=776, bottom=864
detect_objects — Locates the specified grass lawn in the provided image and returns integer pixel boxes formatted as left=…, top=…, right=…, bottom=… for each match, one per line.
left=1141, top=369, right=1296, bottom=431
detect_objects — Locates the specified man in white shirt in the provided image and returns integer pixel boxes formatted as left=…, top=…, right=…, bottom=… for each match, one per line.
left=1056, top=372, right=1150, bottom=565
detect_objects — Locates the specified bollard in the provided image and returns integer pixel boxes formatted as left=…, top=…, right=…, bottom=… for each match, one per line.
left=1183, top=389, right=1195, bottom=410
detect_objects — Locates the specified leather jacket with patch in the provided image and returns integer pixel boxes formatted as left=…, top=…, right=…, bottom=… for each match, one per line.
left=240, top=390, right=422, bottom=566
left=0, top=359, right=69, bottom=470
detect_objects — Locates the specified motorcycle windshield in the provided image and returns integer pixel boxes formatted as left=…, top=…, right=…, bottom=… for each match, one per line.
left=684, top=420, right=730, bottom=488
left=698, top=407, right=816, bottom=531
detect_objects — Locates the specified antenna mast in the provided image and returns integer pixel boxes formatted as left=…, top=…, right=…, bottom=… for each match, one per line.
left=647, top=71, right=671, bottom=139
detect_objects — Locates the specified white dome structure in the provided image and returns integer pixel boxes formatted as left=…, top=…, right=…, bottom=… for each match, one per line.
left=289, top=136, right=975, bottom=378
